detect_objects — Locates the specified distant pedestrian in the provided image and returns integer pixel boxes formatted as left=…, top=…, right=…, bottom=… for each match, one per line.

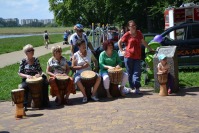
left=63, top=30, right=70, bottom=45
left=43, top=30, right=50, bottom=49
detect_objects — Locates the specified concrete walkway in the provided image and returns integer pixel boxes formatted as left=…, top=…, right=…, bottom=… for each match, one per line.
left=0, top=42, right=70, bottom=68
left=1, top=88, right=199, bottom=133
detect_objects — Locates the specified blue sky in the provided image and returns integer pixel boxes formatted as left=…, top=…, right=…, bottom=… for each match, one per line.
left=0, top=0, right=54, bottom=20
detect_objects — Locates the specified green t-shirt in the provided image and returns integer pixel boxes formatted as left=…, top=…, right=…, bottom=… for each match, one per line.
left=99, top=50, right=122, bottom=73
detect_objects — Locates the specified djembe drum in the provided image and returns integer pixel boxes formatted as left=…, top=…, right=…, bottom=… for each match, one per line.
left=157, top=72, right=168, bottom=96
left=26, top=77, right=43, bottom=108
left=108, top=68, right=123, bottom=97
left=55, top=75, right=69, bottom=104
left=11, top=89, right=26, bottom=118
left=80, top=70, right=97, bottom=100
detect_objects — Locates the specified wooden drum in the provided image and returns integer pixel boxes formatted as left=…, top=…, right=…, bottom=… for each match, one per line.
left=56, top=75, right=69, bottom=104
left=26, top=77, right=43, bottom=108
left=11, top=89, right=25, bottom=118
left=108, top=68, right=123, bottom=97
left=80, top=70, right=97, bottom=100
left=157, top=72, right=168, bottom=96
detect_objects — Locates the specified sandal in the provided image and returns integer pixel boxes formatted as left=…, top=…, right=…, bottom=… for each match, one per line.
left=65, top=99, right=73, bottom=105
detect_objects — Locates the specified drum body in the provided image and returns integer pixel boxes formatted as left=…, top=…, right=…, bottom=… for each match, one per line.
left=26, top=77, right=43, bottom=108
left=11, top=89, right=25, bottom=118
left=56, top=76, right=69, bottom=104
left=108, top=68, right=123, bottom=97
left=11, top=89, right=24, bottom=104
left=157, top=72, right=168, bottom=96
left=157, top=73, right=168, bottom=85
left=108, top=68, right=123, bottom=84
left=80, top=70, right=96, bottom=100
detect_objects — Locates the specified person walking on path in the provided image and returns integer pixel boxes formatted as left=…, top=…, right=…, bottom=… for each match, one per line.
left=118, top=20, right=153, bottom=94
left=43, top=30, right=50, bottom=49
left=63, top=30, right=70, bottom=45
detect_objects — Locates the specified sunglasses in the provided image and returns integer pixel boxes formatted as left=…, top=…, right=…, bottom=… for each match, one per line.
left=26, top=49, right=34, bottom=52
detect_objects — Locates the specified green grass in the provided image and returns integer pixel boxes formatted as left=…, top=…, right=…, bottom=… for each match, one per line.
left=0, top=34, right=64, bottom=54
left=0, top=27, right=72, bottom=34
left=0, top=47, right=70, bottom=101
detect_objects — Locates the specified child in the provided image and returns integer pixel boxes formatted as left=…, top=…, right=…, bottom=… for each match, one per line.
left=157, top=54, right=172, bottom=94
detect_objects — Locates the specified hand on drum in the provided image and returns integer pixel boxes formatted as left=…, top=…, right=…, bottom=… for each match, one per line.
left=35, top=74, right=41, bottom=78
left=108, top=66, right=115, bottom=70
left=26, top=75, right=33, bottom=79
left=115, top=65, right=121, bottom=69
left=82, top=62, right=89, bottom=69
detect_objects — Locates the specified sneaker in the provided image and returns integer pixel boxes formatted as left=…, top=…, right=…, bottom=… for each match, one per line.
left=82, top=97, right=88, bottom=103
left=91, top=96, right=99, bottom=101
left=134, top=89, right=143, bottom=95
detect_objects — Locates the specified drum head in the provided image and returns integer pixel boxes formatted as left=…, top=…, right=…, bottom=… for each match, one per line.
left=81, top=70, right=96, bottom=79
left=56, top=75, right=69, bottom=80
left=11, top=88, right=24, bottom=92
left=108, top=68, right=123, bottom=72
left=26, top=77, right=43, bottom=83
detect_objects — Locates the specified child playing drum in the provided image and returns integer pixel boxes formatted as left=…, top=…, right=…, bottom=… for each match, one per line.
left=46, top=45, right=76, bottom=106
left=157, top=54, right=173, bottom=94
left=72, top=38, right=101, bottom=103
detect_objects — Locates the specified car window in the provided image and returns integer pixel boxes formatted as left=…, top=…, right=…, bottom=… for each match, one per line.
left=190, top=25, right=199, bottom=39
left=164, top=27, right=186, bottom=41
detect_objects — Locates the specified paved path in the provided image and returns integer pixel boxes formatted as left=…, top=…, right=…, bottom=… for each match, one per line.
left=0, top=88, right=199, bottom=133
left=0, top=42, right=70, bottom=68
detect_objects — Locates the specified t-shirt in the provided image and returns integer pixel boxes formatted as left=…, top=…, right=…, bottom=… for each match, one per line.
left=69, top=33, right=89, bottom=53
left=47, top=56, right=68, bottom=74
left=19, top=57, right=42, bottom=77
left=73, top=50, right=92, bottom=74
left=44, top=33, right=49, bottom=39
left=120, top=30, right=143, bottom=59
left=63, top=31, right=69, bottom=39
left=99, top=50, right=122, bottom=73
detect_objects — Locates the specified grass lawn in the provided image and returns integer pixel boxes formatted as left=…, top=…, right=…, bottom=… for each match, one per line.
left=0, top=27, right=72, bottom=34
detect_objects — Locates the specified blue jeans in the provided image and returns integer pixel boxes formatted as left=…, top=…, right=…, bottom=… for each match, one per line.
left=124, top=57, right=141, bottom=89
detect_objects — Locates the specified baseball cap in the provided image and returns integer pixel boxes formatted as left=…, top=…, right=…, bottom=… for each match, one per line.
left=158, top=54, right=167, bottom=61
left=74, top=24, right=84, bottom=32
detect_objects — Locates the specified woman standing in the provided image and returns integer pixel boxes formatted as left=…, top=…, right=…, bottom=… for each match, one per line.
left=18, top=44, right=49, bottom=111
left=72, top=38, right=100, bottom=103
left=46, top=45, right=76, bottom=106
left=118, top=20, right=153, bottom=94
left=99, top=40, right=128, bottom=98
